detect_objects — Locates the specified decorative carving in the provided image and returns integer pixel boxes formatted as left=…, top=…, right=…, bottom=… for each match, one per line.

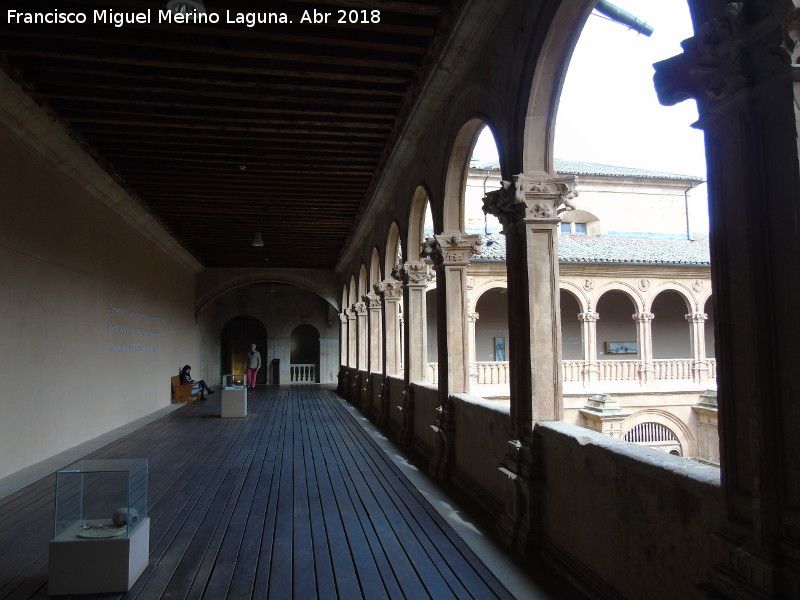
left=583, top=278, right=595, bottom=291
left=338, top=311, right=347, bottom=324
left=390, top=262, right=404, bottom=281
left=578, top=311, right=600, bottom=322
left=517, top=175, right=578, bottom=221
left=639, top=279, right=651, bottom=291
left=403, top=261, right=431, bottom=285
left=375, top=279, right=403, bottom=300
left=653, top=2, right=795, bottom=109
left=467, top=312, right=480, bottom=323
left=693, top=279, right=704, bottom=292
left=466, top=276, right=475, bottom=290
left=482, top=179, right=525, bottom=231
left=362, top=292, right=381, bottom=310
left=353, top=302, right=367, bottom=317
left=685, top=312, right=709, bottom=323
left=420, top=237, right=442, bottom=265
left=633, top=311, right=655, bottom=322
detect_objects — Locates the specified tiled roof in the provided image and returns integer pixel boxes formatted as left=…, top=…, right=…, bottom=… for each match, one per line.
left=473, top=159, right=704, bottom=182
left=474, top=233, right=710, bottom=265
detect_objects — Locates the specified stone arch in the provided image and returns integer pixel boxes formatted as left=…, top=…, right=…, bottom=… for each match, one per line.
left=651, top=289, right=693, bottom=359
left=622, top=408, right=696, bottom=458
left=559, top=280, right=590, bottom=313
left=408, top=185, right=433, bottom=261
left=521, top=0, right=595, bottom=175
left=645, top=282, right=694, bottom=313
left=595, top=287, right=640, bottom=360
left=358, top=264, right=368, bottom=299
left=595, top=282, right=644, bottom=314
left=348, top=275, right=357, bottom=307
left=443, top=118, right=487, bottom=232
left=369, top=249, right=381, bottom=289
left=470, top=279, right=508, bottom=306
left=560, top=288, right=584, bottom=361
left=290, top=323, right=321, bottom=383
left=385, top=221, right=401, bottom=277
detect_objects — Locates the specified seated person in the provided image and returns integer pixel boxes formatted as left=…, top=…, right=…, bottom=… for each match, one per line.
left=179, top=365, right=214, bottom=399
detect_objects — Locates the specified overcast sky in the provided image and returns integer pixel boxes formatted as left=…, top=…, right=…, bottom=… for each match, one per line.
left=472, top=0, right=709, bottom=231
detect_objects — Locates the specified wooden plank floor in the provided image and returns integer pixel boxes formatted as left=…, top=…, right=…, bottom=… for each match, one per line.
left=0, top=386, right=517, bottom=599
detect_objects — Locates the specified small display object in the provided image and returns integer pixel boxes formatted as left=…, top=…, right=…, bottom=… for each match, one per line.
left=221, top=373, right=248, bottom=417
left=49, top=459, right=150, bottom=595
left=222, top=373, right=246, bottom=390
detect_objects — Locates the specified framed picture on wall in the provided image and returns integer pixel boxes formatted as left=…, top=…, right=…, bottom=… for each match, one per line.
left=604, top=341, right=638, bottom=355
left=494, top=337, right=506, bottom=361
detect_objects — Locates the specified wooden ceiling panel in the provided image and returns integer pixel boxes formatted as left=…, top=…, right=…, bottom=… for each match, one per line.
left=0, top=0, right=457, bottom=269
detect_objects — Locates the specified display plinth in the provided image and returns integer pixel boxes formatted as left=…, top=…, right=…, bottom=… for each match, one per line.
left=49, top=518, right=149, bottom=595
left=48, top=458, right=149, bottom=595
left=221, top=374, right=247, bottom=417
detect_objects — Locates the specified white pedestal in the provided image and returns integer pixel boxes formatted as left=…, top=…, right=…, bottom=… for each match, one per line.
left=221, top=386, right=247, bottom=417
left=49, top=517, right=149, bottom=595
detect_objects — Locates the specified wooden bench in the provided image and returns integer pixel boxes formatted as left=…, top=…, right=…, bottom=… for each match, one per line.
left=171, top=375, right=200, bottom=404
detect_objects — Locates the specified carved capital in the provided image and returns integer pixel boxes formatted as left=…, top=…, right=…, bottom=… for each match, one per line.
left=653, top=2, right=796, bottom=110
left=375, top=279, right=403, bottom=300
left=338, top=311, right=348, bottom=324
left=353, top=302, right=367, bottom=317
left=403, top=261, right=431, bottom=286
left=346, top=307, right=357, bottom=320
left=686, top=311, right=709, bottom=323
left=467, top=311, right=480, bottom=323
left=436, top=233, right=482, bottom=265
left=578, top=311, right=600, bottom=323
left=390, top=262, right=405, bottom=281
left=482, top=179, right=525, bottom=231
left=420, top=237, right=443, bottom=265
left=516, top=174, right=578, bottom=222
left=363, top=292, right=381, bottom=310
left=633, top=311, right=655, bottom=323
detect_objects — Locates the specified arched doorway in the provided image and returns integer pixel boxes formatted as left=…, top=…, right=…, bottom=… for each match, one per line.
left=291, top=324, right=320, bottom=383
left=221, top=316, right=268, bottom=385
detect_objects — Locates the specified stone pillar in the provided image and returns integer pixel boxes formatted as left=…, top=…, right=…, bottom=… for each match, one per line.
left=686, top=312, right=709, bottom=384
left=354, top=301, right=368, bottom=371
left=271, top=337, right=291, bottom=386
left=319, top=338, right=338, bottom=384
left=633, top=312, right=654, bottom=385
left=364, top=292, right=382, bottom=374
left=482, top=175, right=570, bottom=552
left=467, top=311, right=479, bottom=389
left=654, top=3, right=800, bottom=596
left=421, top=233, right=481, bottom=480
left=375, top=278, right=403, bottom=376
left=692, top=390, right=719, bottom=466
left=338, top=311, right=348, bottom=367
left=578, top=311, right=599, bottom=386
left=402, top=261, right=430, bottom=383
left=346, top=307, right=357, bottom=369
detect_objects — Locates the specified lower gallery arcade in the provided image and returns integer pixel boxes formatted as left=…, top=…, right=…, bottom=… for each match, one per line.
left=2, top=1, right=799, bottom=598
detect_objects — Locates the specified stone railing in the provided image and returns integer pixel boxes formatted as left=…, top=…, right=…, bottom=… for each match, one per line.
left=475, top=361, right=510, bottom=385
left=290, top=363, right=316, bottom=382
left=426, top=357, right=719, bottom=389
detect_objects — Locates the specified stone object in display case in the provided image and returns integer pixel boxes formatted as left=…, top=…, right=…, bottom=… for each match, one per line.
left=221, top=373, right=247, bottom=417
left=48, top=458, right=149, bottom=595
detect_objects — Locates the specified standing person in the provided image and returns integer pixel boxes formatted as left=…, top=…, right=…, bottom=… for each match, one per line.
left=245, top=343, right=261, bottom=389
left=179, top=365, right=214, bottom=399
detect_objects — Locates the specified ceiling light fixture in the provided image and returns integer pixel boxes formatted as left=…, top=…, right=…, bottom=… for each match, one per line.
left=166, top=0, right=206, bottom=15
left=252, top=232, right=264, bottom=247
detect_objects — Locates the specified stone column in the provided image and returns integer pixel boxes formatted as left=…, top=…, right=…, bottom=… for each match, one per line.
left=319, top=338, right=338, bottom=384
left=654, top=3, right=800, bottom=596
left=375, top=278, right=403, bottom=376
left=364, top=292, right=382, bottom=374
left=685, top=312, right=709, bottom=385
left=633, top=312, right=654, bottom=385
left=467, top=311, right=479, bottom=388
left=421, top=233, right=482, bottom=480
left=346, top=307, right=357, bottom=369
left=578, top=311, right=599, bottom=386
left=354, top=301, right=368, bottom=372
left=338, top=311, right=348, bottom=366
left=482, top=175, right=570, bottom=552
left=402, top=261, right=430, bottom=383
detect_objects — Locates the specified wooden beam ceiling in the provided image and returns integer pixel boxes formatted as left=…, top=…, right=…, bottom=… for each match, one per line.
left=0, top=0, right=455, bottom=269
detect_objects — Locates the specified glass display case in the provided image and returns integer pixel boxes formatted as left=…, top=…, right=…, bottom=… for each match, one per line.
left=222, top=373, right=246, bottom=390
left=221, top=374, right=248, bottom=417
left=54, top=459, right=147, bottom=541
left=49, top=459, right=150, bottom=595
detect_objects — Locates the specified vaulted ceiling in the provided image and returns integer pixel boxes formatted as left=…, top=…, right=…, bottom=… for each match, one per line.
left=0, top=0, right=457, bottom=269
